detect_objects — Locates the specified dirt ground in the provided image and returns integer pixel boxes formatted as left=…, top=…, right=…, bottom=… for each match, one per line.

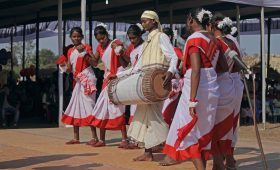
left=0, top=123, right=279, bottom=170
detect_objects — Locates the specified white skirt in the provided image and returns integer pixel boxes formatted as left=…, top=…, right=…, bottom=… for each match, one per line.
left=87, top=86, right=126, bottom=130
left=163, top=68, right=220, bottom=161
left=61, top=67, right=97, bottom=126
left=231, top=72, right=244, bottom=147
left=212, top=72, right=236, bottom=155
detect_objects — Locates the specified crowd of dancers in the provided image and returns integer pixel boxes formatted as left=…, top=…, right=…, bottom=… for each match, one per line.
left=56, top=8, right=244, bottom=170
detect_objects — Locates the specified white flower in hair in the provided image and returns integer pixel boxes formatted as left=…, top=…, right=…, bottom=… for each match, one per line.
left=231, top=26, right=237, bottom=35
left=196, top=9, right=213, bottom=23
left=218, top=17, right=233, bottom=29
left=97, top=23, right=107, bottom=29
left=223, top=17, right=233, bottom=27
left=136, top=23, right=144, bottom=31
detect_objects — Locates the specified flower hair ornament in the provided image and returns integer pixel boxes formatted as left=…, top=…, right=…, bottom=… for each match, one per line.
left=217, top=17, right=233, bottom=29
left=97, top=23, right=108, bottom=29
left=196, top=9, right=213, bottom=23
left=136, top=23, right=144, bottom=31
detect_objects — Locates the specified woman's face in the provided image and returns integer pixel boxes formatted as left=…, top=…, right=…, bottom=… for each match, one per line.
left=95, top=34, right=109, bottom=48
left=186, top=16, right=194, bottom=34
left=128, top=33, right=141, bottom=46
left=70, top=31, right=83, bottom=46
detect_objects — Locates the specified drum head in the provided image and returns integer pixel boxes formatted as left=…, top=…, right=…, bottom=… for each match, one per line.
left=149, top=69, right=169, bottom=100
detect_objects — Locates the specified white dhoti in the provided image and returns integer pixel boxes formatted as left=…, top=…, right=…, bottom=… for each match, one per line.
left=127, top=102, right=169, bottom=149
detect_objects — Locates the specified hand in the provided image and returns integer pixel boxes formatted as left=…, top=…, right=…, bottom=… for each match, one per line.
left=107, top=74, right=117, bottom=80
left=189, top=107, right=196, bottom=117
left=162, top=71, right=173, bottom=90
left=76, top=44, right=85, bottom=53
left=111, top=42, right=118, bottom=49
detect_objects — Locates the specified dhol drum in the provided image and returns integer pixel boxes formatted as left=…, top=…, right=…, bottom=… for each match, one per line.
left=108, top=67, right=170, bottom=105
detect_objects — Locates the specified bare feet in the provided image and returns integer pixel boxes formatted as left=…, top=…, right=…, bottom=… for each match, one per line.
left=133, top=153, right=153, bottom=161
left=65, top=139, right=80, bottom=144
left=118, top=140, right=129, bottom=148
left=159, top=156, right=177, bottom=166
left=123, top=143, right=140, bottom=149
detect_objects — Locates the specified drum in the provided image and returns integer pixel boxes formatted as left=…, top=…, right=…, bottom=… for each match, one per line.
left=108, top=68, right=169, bottom=105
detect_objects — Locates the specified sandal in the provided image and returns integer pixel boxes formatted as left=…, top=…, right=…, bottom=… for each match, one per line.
left=93, top=141, right=106, bottom=147
left=65, top=139, right=80, bottom=145
left=86, top=138, right=98, bottom=146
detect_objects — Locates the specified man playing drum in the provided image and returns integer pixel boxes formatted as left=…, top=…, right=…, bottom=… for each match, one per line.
left=127, top=10, right=178, bottom=161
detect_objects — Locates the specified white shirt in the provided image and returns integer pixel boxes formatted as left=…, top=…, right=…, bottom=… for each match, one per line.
left=159, top=33, right=178, bottom=74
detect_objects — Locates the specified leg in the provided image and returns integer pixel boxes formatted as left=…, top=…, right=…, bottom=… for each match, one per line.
left=119, top=125, right=129, bottom=148
left=212, top=155, right=225, bottom=170
left=225, top=154, right=236, bottom=170
left=1, top=108, right=7, bottom=127
left=93, top=128, right=106, bottom=147
left=133, top=148, right=153, bottom=161
left=86, top=126, right=98, bottom=145
left=65, top=126, right=80, bottom=144
left=192, top=158, right=206, bottom=170
left=13, top=106, right=20, bottom=126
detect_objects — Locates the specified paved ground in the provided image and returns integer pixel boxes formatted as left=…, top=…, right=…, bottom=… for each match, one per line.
left=0, top=124, right=279, bottom=170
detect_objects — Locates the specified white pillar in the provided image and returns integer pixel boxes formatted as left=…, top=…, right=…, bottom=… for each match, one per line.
left=236, top=5, right=241, bottom=44
left=261, top=7, right=266, bottom=129
left=58, top=0, right=64, bottom=127
left=81, top=0, right=87, bottom=43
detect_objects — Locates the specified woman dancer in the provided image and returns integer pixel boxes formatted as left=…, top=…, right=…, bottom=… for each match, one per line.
left=60, top=27, right=98, bottom=145
left=161, top=9, right=220, bottom=170
left=87, top=24, right=128, bottom=147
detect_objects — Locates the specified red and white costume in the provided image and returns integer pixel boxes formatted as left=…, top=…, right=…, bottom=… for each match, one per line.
left=211, top=38, right=237, bottom=156
left=122, top=43, right=144, bottom=124
left=224, top=36, right=244, bottom=149
left=61, top=44, right=97, bottom=126
left=87, top=40, right=126, bottom=130
left=161, top=47, right=183, bottom=126
left=163, top=32, right=220, bottom=160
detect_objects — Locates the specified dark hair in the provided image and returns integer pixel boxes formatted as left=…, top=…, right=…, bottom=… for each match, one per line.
left=211, top=12, right=232, bottom=35
left=127, top=24, right=145, bottom=36
left=70, top=27, right=84, bottom=38
left=163, top=27, right=174, bottom=37
left=188, top=8, right=211, bottom=29
left=94, top=26, right=108, bottom=37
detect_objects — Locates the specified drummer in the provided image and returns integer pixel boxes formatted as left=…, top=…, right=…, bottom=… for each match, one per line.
left=127, top=10, right=178, bottom=161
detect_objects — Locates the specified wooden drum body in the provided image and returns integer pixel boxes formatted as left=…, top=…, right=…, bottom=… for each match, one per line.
left=108, top=68, right=169, bottom=105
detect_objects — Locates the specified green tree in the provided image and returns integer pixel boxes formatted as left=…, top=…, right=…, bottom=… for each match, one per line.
left=5, top=40, right=35, bottom=67
left=38, top=48, right=57, bottom=66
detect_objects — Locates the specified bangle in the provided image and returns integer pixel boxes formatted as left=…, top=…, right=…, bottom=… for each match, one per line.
left=189, top=101, right=199, bottom=108
left=189, top=99, right=199, bottom=108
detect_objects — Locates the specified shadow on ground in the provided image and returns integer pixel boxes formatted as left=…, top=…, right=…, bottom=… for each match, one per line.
left=0, top=153, right=99, bottom=169
left=237, top=150, right=280, bottom=170
left=32, top=163, right=103, bottom=170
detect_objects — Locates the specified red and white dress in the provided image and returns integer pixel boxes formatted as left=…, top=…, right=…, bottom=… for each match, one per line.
left=122, top=43, right=143, bottom=124
left=87, top=40, right=126, bottom=130
left=163, top=32, right=220, bottom=160
left=61, top=44, right=97, bottom=126
left=224, top=36, right=244, bottom=149
left=161, top=47, right=183, bottom=126
left=211, top=38, right=237, bottom=156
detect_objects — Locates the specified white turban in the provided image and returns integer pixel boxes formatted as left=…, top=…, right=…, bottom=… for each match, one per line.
left=141, top=10, right=162, bottom=31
